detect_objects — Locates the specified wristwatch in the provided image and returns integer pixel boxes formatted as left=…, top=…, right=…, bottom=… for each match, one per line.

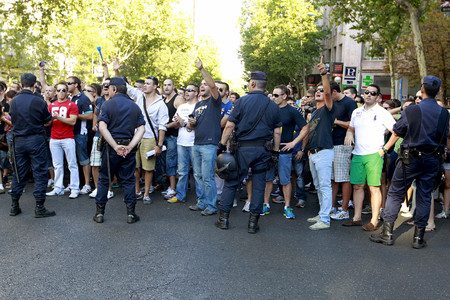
left=382, top=146, right=388, bottom=154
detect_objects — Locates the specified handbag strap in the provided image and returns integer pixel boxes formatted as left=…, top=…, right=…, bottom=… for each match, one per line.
left=142, top=96, right=158, bottom=140
left=239, top=99, right=271, bottom=139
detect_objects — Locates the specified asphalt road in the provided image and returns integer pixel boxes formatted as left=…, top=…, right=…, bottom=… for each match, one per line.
left=0, top=184, right=449, bottom=300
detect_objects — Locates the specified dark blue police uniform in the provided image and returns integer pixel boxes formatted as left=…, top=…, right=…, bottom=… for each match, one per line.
left=219, top=87, right=281, bottom=218
left=9, top=86, right=53, bottom=216
left=372, top=76, right=449, bottom=248
left=95, top=91, right=145, bottom=214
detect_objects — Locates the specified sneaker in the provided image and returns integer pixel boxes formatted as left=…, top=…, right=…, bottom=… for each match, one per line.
left=260, top=203, right=270, bottom=215
left=361, top=205, right=372, bottom=215
left=46, top=189, right=64, bottom=196
left=295, top=199, right=306, bottom=208
left=330, top=209, right=350, bottom=221
left=284, top=207, right=296, bottom=219
left=69, top=190, right=79, bottom=199
left=435, top=210, right=448, bottom=219
left=136, top=192, right=144, bottom=200
left=189, top=204, right=204, bottom=211
left=163, top=188, right=176, bottom=199
left=309, top=220, right=330, bottom=230
left=401, top=211, right=413, bottom=218
left=330, top=207, right=338, bottom=215
left=270, top=187, right=280, bottom=197
left=167, top=196, right=183, bottom=203
left=348, top=200, right=354, bottom=208
left=89, top=189, right=97, bottom=198
left=80, top=185, right=92, bottom=195
left=143, top=195, right=152, bottom=205
left=47, top=179, right=54, bottom=188
left=242, top=201, right=250, bottom=212
left=161, top=188, right=170, bottom=195
left=149, top=185, right=155, bottom=194
left=233, top=199, right=238, bottom=207
left=201, top=208, right=217, bottom=216
left=272, top=195, right=285, bottom=204
left=107, top=190, right=114, bottom=199
left=307, top=215, right=320, bottom=223
left=64, top=186, right=71, bottom=193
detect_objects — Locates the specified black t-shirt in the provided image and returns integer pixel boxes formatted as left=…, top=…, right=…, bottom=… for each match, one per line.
left=279, top=105, right=307, bottom=143
left=332, top=95, right=357, bottom=145
left=229, top=91, right=281, bottom=142
left=10, top=90, right=51, bottom=137
left=193, top=94, right=222, bottom=145
left=306, top=105, right=335, bottom=150
left=98, top=94, right=145, bottom=140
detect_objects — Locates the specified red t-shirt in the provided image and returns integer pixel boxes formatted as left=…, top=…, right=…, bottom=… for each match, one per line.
left=48, top=100, right=79, bottom=139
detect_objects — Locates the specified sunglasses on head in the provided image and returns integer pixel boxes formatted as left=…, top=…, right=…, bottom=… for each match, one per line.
left=364, top=90, right=378, bottom=96
left=57, top=89, right=67, bottom=93
left=67, top=82, right=76, bottom=85
left=272, top=93, right=284, bottom=98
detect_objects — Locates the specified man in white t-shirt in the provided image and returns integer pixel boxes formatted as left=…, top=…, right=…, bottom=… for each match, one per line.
left=167, top=84, right=201, bottom=203
left=343, top=84, right=396, bottom=231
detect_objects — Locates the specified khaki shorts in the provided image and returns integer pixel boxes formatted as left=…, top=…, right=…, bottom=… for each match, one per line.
left=136, top=138, right=156, bottom=171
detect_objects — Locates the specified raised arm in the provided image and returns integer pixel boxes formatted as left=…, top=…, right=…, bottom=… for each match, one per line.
left=195, top=58, right=219, bottom=100
left=38, top=63, right=48, bottom=91
left=317, top=61, right=333, bottom=110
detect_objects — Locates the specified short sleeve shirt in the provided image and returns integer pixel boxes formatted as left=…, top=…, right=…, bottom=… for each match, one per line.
left=48, top=100, right=79, bottom=139
left=350, top=104, right=396, bottom=155
left=193, top=94, right=222, bottom=145
left=279, top=105, right=307, bottom=143
left=332, top=95, right=357, bottom=145
left=306, top=105, right=336, bottom=150
left=71, top=93, right=92, bottom=135
left=221, top=100, right=233, bottom=118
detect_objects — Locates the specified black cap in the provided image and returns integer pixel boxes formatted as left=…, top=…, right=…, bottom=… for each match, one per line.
left=422, top=75, right=441, bottom=90
left=250, top=71, right=267, bottom=81
left=20, top=73, right=37, bottom=87
left=109, top=77, right=127, bottom=87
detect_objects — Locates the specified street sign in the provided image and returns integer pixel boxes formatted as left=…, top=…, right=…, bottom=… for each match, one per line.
left=344, top=67, right=357, bottom=78
left=362, top=74, right=374, bottom=88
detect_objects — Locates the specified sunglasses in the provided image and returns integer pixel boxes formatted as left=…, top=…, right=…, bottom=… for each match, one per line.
left=364, top=90, right=378, bottom=96
left=186, top=89, right=196, bottom=92
left=317, top=88, right=324, bottom=93
left=67, top=82, right=76, bottom=85
left=57, top=89, right=67, bottom=92
left=218, top=88, right=224, bottom=92
left=273, top=93, right=284, bottom=98
left=102, top=84, right=110, bottom=89
left=415, top=96, right=422, bottom=100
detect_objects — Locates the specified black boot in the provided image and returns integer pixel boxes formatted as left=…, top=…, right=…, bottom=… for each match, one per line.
left=248, top=212, right=260, bottom=234
left=215, top=210, right=230, bottom=230
left=369, top=222, right=394, bottom=246
left=127, top=206, right=140, bottom=224
left=34, top=204, right=56, bottom=218
left=412, top=226, right=427, bottom=249
left=9, top=198, right=22, bottom=216
left=93, top=204, right=106, bottom=223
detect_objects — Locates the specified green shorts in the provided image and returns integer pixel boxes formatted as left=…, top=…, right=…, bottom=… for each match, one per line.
left=350, top=152, right=383, bottom=186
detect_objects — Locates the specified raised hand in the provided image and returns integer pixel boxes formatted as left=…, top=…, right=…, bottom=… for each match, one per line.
left=113, top=58, right=122, bottom=71
left=195, top=58, right=203, bottom=70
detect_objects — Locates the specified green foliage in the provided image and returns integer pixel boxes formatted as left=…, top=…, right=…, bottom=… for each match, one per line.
left=239, top=0, right=325, bottom=91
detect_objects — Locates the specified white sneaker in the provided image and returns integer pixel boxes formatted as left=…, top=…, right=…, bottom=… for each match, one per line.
left=435, top=210, right=448, bottom=219
left=330, top=209, right=350, bottom=221
left=47, top=179, right=54, bottom=188
left=309, top=220, right=330, bottom=230
left=46, top=189, right=64, bottom=196
left=307, top=215, right=320, bottom=223
left=233, top=199, right=238, bottom=207
left=64, top=186, right=71, bottom=193
left=163, top=188, right=176, bottom=199
left=80, top=185, right=91, bottom=195
left=329, top=207, right=338, bottom=215
left=401, top=211, right=413, bottom=218
left=69, top=190, right=79, bottom=199
left=107, top=190, right=114, bottom=199
left=89, top=189, right=97, bottom=198
left=242, top=201, right=250, bottom=212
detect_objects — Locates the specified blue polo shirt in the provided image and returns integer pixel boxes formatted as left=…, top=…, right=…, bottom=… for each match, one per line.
left=229, top=90, right=281, bottom=142
left=10, top=90, right=51, bottom=137
left=98, top=93, right=145, bottom=140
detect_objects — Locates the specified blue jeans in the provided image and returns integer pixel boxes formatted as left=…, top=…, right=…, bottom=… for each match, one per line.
left=176, top=145, right=202, bottom=201
left=75, top=134, right=90, bottom=166
left=293, top=157, right=306, bottom=201
left=11, top=135, right=48, bottom=204
left=165, top=135, right=178, bottom=176
left=192, top=144, right=217, bottom=211
left=309, top=149, right=334, bottom=224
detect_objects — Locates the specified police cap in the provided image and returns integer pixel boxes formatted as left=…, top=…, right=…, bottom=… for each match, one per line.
left=422, top=75, right=441, bottom=90
left=250, top=71, right=267, bottom=81
left=109, top=77, right=127, bottom=87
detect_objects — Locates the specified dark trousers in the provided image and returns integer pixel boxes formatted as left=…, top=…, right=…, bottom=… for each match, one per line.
left=95, top=146, right=137, bottom=208
left=382, top=154, right=441, bottom=228
left=219, top=146, right=270, bottom=214
left=11, top=135, right=48, bottom=204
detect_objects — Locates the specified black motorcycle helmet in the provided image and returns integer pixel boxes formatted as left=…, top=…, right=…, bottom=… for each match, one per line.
left=215, top=153, right=238, bottom=180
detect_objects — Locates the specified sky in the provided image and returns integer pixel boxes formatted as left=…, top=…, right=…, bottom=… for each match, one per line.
left=177, top=0, right=244, bottom=88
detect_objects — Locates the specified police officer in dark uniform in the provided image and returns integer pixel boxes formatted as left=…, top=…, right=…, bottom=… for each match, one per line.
left=9, top=73, right=55, bottom=218
left=94, top=77, right=145, bottom=224
left=216, top=71, right=282, bottom=233
left=371, top=75, right=449, bottom=248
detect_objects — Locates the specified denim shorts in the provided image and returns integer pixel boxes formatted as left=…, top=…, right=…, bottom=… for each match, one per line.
left=165, top=135, right=178, bottom=176
left=75, top=134, right=90, bottom=166
left=278, top=153, right=293, bottom=185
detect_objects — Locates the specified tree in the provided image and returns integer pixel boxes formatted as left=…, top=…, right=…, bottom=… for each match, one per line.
left=239, top=0, right=325, bottom=92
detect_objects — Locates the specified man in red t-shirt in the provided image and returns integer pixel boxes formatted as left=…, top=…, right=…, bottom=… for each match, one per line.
left=46, top=82, right=80, bottom=198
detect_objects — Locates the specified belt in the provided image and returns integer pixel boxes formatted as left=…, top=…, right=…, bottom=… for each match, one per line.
left=309, top=148, right=323, bottom=154
left=238, top=140, right=266, bottom=147
left=115, top=138, right=131, bottom=145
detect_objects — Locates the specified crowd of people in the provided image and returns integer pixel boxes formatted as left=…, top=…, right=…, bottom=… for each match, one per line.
left=1, top=58, right=448, bottom=248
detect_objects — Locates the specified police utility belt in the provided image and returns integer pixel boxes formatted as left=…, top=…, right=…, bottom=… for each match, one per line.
left=399, top=146, right=445, bottom=165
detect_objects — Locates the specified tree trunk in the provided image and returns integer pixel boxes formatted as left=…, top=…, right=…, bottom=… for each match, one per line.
left=407, top=5, right=427, bottom=78
left=387, top=48, right=396, bottom=99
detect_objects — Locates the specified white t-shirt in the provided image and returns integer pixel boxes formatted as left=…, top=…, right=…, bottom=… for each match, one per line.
left=175, top=102, right=196, bottom=147
left=350, top=104, right=396, bottom=155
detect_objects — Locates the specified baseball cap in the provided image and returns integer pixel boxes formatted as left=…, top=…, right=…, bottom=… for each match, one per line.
left=250, top=71, right=267, bottom=81
left=109, top=77, right=127, bottom=87
left=422, top=75, right=441, bottom=90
